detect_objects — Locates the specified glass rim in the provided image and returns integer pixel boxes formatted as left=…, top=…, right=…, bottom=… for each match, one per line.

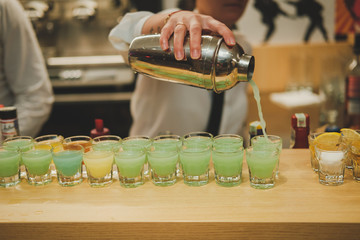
left=22, top=147, right=52, bottom=157
left=4, top=136, right=33, bottom=142
left=93, top=135, right=122, bottom=142
left=213, top=133, right=243, bottom=141
left=52, top=144, right=83, bottom=154
left=153, top=134, right=181, bottom=141
left=181, top=143, right=211, bottom=153
left=34, top=143, right=54, bottom=151
left=0, top=145, right=19, bottom=151
left=183, top=131, right=213, bottom=139
left=148, top=145, right=178, bottom=154
left=34, top=134, right=64, bottom=142
left=251, top=135, right=282, bottom=141
left=123, top=135, right=150, bottom=141
left=0, top=147, right=21, bottom=158
left=63, top=135, right=92, bottom=143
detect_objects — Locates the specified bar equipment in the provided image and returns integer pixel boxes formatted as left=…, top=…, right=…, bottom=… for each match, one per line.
left=129, top=34, right=255, bottom=93
left=19, top=0, right=135, bottom=137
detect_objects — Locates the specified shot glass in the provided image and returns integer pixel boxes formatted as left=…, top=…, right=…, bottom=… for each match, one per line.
left=246, top=146, right=279, bottom=189
left=180, top=141, right=212, bottom=186
left=22, top=144, right=53, bottom=186
left=93, top=135, right=122, bottom=180
left=251, top=135, right=282, bottom=177
left=63, top=136, right=92, bottom=178
left=315, top=146, right=346, bottom=186
left=350, top=140, right=360, bottom=182
left=308, top=132, right=324, bottom=172
left=147, top=144, right=178, bottom=186
left=340, top=130, right=360, bottom=169
left=123, top=135, right=151, bottom=177
left=0, top=146, right=21, bottom=187
left=153, top=134, right=181, bottom=174
left=212, top=134, right=244, bottom=187
left=52, top=145, right=83, bottom=187
left=35, top=134, right=64, bottom=177
left=4, top=136, right=35, bottom=179
left=181, top=132, right=212, bottom=186
left=83, top=147, right=113, bottom=187
left=114, top=144, right=146, bottom=188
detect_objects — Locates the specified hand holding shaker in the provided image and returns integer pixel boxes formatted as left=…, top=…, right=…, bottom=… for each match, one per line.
left=128, top=34, right=254, bottom=93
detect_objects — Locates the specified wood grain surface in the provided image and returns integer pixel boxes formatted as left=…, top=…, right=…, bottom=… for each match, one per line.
left=0, top=149, right=359, bottom=239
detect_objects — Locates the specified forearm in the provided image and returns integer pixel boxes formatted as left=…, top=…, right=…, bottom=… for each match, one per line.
left=141, top=12, right=169, bottom=35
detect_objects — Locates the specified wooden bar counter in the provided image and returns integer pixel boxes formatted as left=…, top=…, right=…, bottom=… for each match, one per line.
left=1, top=149, right=359, bottom=239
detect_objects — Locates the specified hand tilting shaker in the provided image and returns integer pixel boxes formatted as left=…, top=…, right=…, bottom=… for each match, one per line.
left=128, top=34, right=255, bottom=93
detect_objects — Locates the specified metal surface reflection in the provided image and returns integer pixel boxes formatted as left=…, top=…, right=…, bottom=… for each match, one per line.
left=129, top=34, right=254, bottom=93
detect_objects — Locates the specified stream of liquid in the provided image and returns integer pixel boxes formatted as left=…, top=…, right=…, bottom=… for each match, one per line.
left=249, top=79, right=268, bottom=139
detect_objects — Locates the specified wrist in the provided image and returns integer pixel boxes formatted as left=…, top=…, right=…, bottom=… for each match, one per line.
left=164, top=10, right=183, bottom=25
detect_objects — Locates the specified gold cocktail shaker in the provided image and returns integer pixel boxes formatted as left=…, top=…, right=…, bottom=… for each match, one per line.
left=128, top=34, right=254, bottom=93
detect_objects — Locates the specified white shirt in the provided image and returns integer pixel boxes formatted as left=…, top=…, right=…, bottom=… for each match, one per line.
left=0, top=0, right=54, bottom=137
left=109, top=10, right=252, bottom=138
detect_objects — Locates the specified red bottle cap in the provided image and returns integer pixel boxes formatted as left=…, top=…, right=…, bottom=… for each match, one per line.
left=95, top=119, right=104, bottom=132
left=91, top=119, right=110, bottom=138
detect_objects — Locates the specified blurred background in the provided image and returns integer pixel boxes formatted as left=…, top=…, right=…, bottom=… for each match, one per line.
left=19, top=0, right=358, bottom=147
left=19, top=0, right=163, bottom=138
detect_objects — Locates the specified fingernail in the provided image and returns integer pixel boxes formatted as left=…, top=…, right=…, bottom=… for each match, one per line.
left=161, top=44, right=168, bottom=51
left=175, top=51, right=183, bottom=60
left=191, top=49, right=200, bottom=59
left=161, top=40, right=168, bottom=50
left=229, top=39, right=236, bottom=45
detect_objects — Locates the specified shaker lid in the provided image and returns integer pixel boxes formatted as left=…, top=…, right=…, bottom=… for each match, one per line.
left=0, top=106, right=18, bottom=119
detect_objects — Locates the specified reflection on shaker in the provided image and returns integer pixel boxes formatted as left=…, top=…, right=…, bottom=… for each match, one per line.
left=128, top=34, right=254, bottom=93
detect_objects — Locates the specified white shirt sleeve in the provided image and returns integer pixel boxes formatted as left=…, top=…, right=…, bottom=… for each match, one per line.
left=108, top=11, right=153, bottom=64
left=0, top=0, right=54, bottom=137
left=109, top=11, right=154, bottom=50
left=108, top=9, right=178, bottom=64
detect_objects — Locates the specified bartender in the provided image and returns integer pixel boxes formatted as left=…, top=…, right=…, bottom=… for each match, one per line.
left=109, top=0, right=251, bottom=137
left=0, top=0, right=54, bottom=137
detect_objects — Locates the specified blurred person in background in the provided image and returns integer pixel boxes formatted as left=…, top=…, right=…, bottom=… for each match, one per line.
left=109, top=0, right=251, bottom=138
left=0, top=0, right=54, bottom=137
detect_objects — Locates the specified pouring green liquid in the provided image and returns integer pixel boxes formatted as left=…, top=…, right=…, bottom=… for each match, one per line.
left=249, top=79, right=268, bottom=139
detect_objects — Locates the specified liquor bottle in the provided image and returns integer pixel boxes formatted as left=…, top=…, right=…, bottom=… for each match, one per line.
left=290, top=113, right=310, bottom=149
left=324, top=110, right=340, bottom=132
left=128, top=34, right=254, bottom=93
left=90, top=119, right=110, bottom=138
left=344, top=33, right=360, bottom=129
left=0, top=106, right=20, bottom=142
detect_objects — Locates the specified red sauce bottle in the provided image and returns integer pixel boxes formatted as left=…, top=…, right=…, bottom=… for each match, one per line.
left=90, top=119, right=110, bottom=138
left=290, top=113, right=310, bottom=149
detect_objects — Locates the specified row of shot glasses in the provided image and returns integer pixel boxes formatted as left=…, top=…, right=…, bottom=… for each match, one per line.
left=0, top=132, right=282, bottom=189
